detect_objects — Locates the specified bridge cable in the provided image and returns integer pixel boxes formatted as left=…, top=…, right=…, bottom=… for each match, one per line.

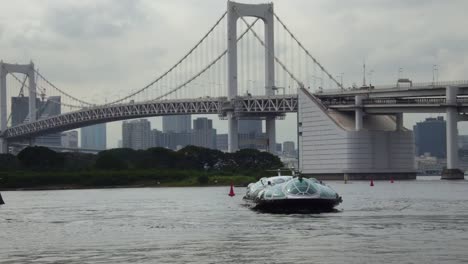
left=151, top=18, right=260, bottom=101
left=105, top=12, right=228, bottom=105
left=236, top=13, right=303, bottom=89
left=273, top=13, right=343, bottom=90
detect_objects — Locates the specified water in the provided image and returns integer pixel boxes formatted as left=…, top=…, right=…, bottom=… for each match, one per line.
left=1, top=176, right=468, bottom=264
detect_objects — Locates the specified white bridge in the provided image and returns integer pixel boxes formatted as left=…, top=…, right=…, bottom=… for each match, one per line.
left=2, top=95, right=298, bottom=140
left=1, top=1, right=467, bottom=179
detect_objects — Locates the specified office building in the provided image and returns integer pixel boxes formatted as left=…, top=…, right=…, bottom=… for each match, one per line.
left=238, top=119, right=262, bottom=135
left=216, top=134, right=228, bottom=151
left=81, top=124, right=107, bottom=150
left=122, top=119, right=151, bottom=150
left=283, top=141, right=295, bottom=156
left=192, top=117, right=217, bottom=149
left=413, top=117, right=446, bottom=158
left=61, top=131, right=78, bottom=148
left=162, top=115, right=191, bottom=133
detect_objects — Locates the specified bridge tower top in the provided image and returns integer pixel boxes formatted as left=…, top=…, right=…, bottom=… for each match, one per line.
left=0, top=61, right=37, bottom=132
left=227, top=1, right=275, bottom=99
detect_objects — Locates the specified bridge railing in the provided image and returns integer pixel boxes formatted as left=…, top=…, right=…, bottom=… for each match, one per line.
left=373, top=80, right=468, bottom=90
left=323, top=97, right=450, bottom=106
left=318, top=80, right=468, bottom=94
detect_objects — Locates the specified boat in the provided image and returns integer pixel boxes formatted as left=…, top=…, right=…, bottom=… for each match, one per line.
left=243, top=170, right=342, bottom=213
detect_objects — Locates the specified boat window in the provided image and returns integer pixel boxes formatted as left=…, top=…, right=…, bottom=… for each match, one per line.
left=272, top=178, right=286, bottom=184
left=264, top=185, right=286, bottom=199
left=285, top=179, right=318, bottom=195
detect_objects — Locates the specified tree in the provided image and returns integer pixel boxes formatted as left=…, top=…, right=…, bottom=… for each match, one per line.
left=17, top=146, right=64, bottom=170
left=94, top=149, right=129, bottom=170
left=177, top=145, right=224, bottom=170
left=0, top=154, right=19, bottom=171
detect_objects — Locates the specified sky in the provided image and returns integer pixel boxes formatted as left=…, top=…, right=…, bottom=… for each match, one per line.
left=1, top=0, right=468, bottom=148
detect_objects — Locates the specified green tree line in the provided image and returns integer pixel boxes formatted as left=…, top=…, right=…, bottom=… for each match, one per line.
left=0, top=146, right=283, bottom=189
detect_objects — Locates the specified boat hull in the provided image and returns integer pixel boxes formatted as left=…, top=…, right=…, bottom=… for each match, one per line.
left=247, top=197, right=342, bottom=213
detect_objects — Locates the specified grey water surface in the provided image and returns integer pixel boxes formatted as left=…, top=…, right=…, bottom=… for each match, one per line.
left=1, top=176, right=468, bottom=264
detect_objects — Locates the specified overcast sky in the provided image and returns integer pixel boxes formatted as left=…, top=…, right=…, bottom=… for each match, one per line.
left=1, top=0, right=468, bottom=148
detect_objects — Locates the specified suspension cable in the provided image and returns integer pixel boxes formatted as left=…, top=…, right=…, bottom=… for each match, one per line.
left=237, top=14, right=303, bottom=88
left=151, top=18, right=260, bottom=101
left=273, top=13, right=343, bottom=89
left=104, top=11, right=228, bottom=105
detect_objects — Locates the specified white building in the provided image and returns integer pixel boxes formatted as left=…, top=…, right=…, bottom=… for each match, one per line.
left=61, top=131, right=78, bottom=148
left=122, top=119, right=151, bottom=150
left=298, top=88, right=416, bottom=180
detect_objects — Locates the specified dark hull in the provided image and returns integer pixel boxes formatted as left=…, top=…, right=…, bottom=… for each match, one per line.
left=246, top=197, right=342, bottom=214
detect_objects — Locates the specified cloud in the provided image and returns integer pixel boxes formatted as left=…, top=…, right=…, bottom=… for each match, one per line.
left=2, top=0, right=468, bottom=146
left=45, top=0, right=149, bottom=39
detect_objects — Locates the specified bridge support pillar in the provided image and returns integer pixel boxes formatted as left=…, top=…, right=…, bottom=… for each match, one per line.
left=442, top=86, right=464, bottom=179
left=396, top=113, right=403, bottom=131
left=355, top=95, right=364, bottom=131
left=0, top=61, right=7, bottom=133
left=228, top=113, right=238, bottom=153
left=266, top=117, right=276, bottom=154
left=28, top=62, right=37, bottom=123
left=0, top=138, right=7, bottom=154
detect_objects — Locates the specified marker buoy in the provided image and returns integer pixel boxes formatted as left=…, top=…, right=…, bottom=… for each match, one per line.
left=370, top=179, right=374, bottom=187
left=390, top=177, right=394, bottom=183
left=228, top=182, right=235, bottom=197
left=0, top=193, right=4, bottom=205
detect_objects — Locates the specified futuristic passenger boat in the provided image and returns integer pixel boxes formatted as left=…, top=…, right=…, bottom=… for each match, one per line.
left=244, top=170, right=342, bottom=213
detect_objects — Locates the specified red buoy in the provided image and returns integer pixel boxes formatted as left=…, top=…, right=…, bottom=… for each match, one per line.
left=228, top=182, right=235, bottom=197
left=370, top=179, right=374, bottom=187
left=390, top=177, right=394, bottom=183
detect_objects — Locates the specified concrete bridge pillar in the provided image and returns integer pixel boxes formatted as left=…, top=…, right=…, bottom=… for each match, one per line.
left=396, top=113, right=403, bottom=131
left=355, top=95, right=364, bottom=131
left=226, top=1, right=276, bottom=153
left=442, top=86, right=464, bottom=179
left=0, top=61, right=7, bottom=133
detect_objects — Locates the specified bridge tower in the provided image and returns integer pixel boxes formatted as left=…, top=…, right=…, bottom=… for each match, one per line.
left=0, top=61, right=37, bottom=154
left=227, top=1, right=276, bottom=153
left=442, top=86, right=464, bottom=179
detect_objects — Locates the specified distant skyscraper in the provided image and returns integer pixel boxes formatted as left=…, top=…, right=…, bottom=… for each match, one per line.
left=192, top=117, right=216, bottom=149
left=81, top=123, right=107, bottom=150
left=11, top=96, right=62, bottom=146
left=283, top=141, right=295, bottom=156
left=216, top=134, right=228, bottom=152
left=122, top=119, right=151, bottom=150
left=163, top=115, right=191, bottom=133
left=238, top=119, right=262, bottom=135
left=413, top=117, right=446, bottom=158
left=61, top=131, right=78, bottom=148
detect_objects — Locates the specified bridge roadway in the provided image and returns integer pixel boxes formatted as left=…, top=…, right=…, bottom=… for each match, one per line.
left=316, top=80, right=468, bottom=98
left=3, top=81, right=468, bottom=140
left=1, top=94, right=298, bottom=140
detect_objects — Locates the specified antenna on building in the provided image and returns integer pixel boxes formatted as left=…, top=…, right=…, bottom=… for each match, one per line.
left=362, top=61, right=366, bottom=86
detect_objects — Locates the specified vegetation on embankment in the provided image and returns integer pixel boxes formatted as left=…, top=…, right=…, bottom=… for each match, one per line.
left=0, top=145, right=282, bottom=190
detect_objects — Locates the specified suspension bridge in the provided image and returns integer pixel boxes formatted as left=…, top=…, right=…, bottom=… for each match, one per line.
left=1, top=1, right=468, bottom=179
left=0, top=1, right=343, bottom=154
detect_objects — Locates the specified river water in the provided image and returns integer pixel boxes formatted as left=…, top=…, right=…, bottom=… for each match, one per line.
left=1, top=176, right=468, bottom=264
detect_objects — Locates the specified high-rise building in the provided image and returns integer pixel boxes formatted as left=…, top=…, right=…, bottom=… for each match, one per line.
left=413, top=117, right=446, bottom=158
left=61, top=131, right=78, bottom=148
left=11, top=96, right=62, bottom=146
left=162, top=115, right=191, bottom=133
left=192, top=117, right=216, bottom=149
left=81, top=124, right=107, bottom=150
left=122, top=119, right=151, bottom=150
left=283, top=141, right=295, bottom=156
left=238, top=119, right=262, bottom=135
left=216, top=134, right=228, bottom=152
